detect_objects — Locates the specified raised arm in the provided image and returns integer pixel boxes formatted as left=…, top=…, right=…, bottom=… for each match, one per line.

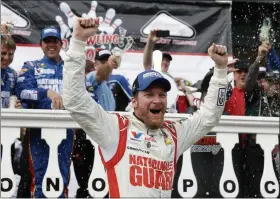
left=95, top=54, right=120, bottom=83
left=143, top=30, right=159, bottom=70
left=174, top=44, right=229, bottom=156
left=62, top=18, right=119, bottom=154
left=245, top=43, right=270, bottom=96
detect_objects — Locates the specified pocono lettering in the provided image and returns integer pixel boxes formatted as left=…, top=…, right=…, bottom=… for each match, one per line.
left=129, top=154, right=174, bottom=190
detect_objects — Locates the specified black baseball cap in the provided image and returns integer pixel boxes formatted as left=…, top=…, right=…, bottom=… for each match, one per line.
left=234, top=60, right=250, bottom=71
left=258, top=67, right=267, bottom=79
left=95, top=49, right=112, bottom=61
left=162, top=52, right=172, bottom=61
left=132, top=70, right=171, bottom=96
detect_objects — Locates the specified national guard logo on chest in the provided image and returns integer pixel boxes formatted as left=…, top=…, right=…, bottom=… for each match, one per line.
left=129, top=154, right=174, bottom=190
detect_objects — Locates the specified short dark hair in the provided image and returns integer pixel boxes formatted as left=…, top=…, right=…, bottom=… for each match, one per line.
left=162, top=53, right=172, bottom=61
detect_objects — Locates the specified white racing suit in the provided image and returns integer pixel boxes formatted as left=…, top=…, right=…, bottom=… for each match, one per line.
left=63, top=38, right=228, bottom=197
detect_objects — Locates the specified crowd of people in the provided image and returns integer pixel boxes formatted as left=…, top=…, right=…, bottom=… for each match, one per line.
left=1, top=15, right=280, bottom=198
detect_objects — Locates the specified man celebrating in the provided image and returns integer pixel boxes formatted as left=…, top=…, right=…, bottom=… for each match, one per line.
left=63, top=18, right=228, bottom=197
left=16, top=26, right=74, bottom=198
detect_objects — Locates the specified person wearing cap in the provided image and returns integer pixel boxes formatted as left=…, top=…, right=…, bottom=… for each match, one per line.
left=85, top=48, right=119, bottom=111
left=63, top=18, right=228, bottom=197
left=245, top=42, right=279, bottom=117
left=243, top=42, right=280, bottom=198
left=15, top=26, right=74, bottom=198
left=224, top=59, right=249, bottom=116
left=143, top=30, right=173, bottom=77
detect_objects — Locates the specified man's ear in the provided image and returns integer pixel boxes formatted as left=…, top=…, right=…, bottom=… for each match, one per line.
left=131, top=97, right=138, bottom=108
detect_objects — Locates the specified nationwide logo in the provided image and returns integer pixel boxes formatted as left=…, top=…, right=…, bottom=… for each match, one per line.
left=56, top=1, right=134, bottom=61
left=140, top=11, right=197, bottom=46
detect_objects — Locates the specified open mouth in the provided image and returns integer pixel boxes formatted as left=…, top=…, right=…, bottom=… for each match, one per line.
left=150, top=109, right=161, bottom=115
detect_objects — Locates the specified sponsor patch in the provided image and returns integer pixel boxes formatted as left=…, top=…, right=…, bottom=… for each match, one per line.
left=217, top=88, right=226, bottom=106
left=127, top=146, right=150, bottom=154
left=130, top=131, right=143, bottom=142
left=35, top=68, right=55, bottom=75
left=144, top=136, right=157, bottom=143
left=21, top=90, right=38, bottom=100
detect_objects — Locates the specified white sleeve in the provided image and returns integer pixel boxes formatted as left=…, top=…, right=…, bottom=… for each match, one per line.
left=174, top=67, right=228, bottom=157
left=62, top=38, right=119, bottom=157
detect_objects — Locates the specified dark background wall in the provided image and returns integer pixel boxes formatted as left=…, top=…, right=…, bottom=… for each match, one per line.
left=232, top=1, right=280, bottom=61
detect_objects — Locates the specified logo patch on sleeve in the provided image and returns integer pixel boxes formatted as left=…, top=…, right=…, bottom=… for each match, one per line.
left=217, top=88, right=226, bottom=106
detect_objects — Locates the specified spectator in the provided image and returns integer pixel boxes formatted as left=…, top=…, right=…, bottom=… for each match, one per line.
left=1, top=24, right=23, bottom=177
left=1, top=26, right=21, bottom=109
left=243, top=42, right=280, bottom=198
left=245, top=43, right=279, bottom=117
left=72, top=49, right=121, bottom=198
left=15, top=26, right=74, bottom=198
left=86, top=49, right=117, bottom=111
left=143, top=30, right=181, bottom=113
left=224, top=59, right=249, bottom=116
left=143, top=30, right=173, bottom=77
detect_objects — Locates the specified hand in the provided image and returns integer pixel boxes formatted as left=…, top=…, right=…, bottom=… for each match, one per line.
left=258, top=43, right=271, bottom=57
left=1, top=23, right=13, bottom=35
left=208, top=43, right=228, bottom=69
left=148, top=30, right=160, bottom=43
left=177, top=81, right=186, bottom=92
left=15, top=100, right=22, bottom=109
left=73, top=18, right=99, bottom=42
left=108, top=55, right=121, bottom=69
left=47, top=90, right=64, bottom=110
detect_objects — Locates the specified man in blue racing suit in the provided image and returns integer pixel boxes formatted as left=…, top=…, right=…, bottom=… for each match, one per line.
left=15, top=26, right=74, bottom=198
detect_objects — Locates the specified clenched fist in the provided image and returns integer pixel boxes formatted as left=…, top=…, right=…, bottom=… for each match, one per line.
left=73, top=18, right=99, bottom=42
left=108, top=54, right=121, bottom=69
left=208, top=43, right=228, bottom=69
left=148, top=30, right=160, bottom=43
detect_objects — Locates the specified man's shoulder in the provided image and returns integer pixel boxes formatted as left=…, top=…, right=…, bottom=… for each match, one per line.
left=23, top=59, right=44, bottom=68
left=87, top=71, right=97, bottom=78
left=86, top=71, right=98, bottom=82
left=6, top=67, right=17, bottom=76
left=109, top=74, right=128, bottom=83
